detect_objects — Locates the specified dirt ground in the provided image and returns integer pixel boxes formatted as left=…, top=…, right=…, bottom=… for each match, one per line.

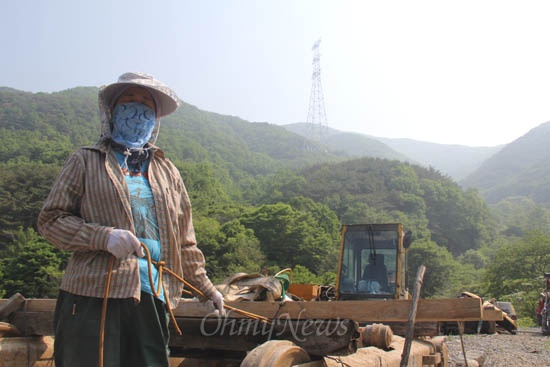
left=446, top=327, right=550, bottom=366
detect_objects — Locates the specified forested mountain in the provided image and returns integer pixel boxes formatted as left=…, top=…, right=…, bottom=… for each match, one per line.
left=462, top=121, right=550, bottom=207
left=249, top=158, right=496, bottom=255
left=1, top=86, right=549, bottom=309
left=374, top=137, right=502, bottom=181
left=285, top=119, right=550, bottom=210
left=0, top=87, right=345, bottom=180
left=283, top=123, right=502, bottom=181
left=283, top=123, right=409, bottom=161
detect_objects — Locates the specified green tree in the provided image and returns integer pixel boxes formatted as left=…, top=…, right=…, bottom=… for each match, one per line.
left=194, top=216, right=265, bottom=283
left=239, top=202, right=339, bottom=275
left=220, top=220, right=266, bottom=277
left=0, top=227, right=68, bottom=298
left=481, top=231, right=550, bottom=322
left=0, top=162, right=60, bottom=246
left=491, top=196, right=550, bottom=236
left=194, top=216, right=225, bottom=280
left=484, top=231, right=550, bottom=298
left=250, top=170, right=307, bottom=204
left=420, top=179, right=495, bottom=255
left=290, top=265, right=322, bottom=284
left=177, top=160, right=233, bottom=213
left=407, top=239, right=459, bottom=298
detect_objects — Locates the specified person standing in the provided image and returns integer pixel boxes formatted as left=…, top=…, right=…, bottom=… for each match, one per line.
left=38, top=72, right=224, bottom=367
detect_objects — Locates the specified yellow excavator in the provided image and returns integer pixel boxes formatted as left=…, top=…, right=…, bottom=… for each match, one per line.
left=335, top=223, right=413, bottom=301
left=290, top=223, right=413, bottom=302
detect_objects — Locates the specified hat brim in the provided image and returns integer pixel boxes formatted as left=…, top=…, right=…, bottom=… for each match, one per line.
left=101, top=82, right=179, bottom=118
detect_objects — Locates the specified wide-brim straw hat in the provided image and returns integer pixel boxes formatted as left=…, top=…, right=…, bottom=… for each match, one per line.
left=100, top=72, right=180, bottom=118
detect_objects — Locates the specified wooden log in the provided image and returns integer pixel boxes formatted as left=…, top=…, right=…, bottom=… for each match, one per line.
left=0, top=296, right=482, bottom=323
left=0, top=336, right=53, bottom=367
left=169, top=317, right=358, bottom=358
left=422, top=353, right=442, bottom=365
left=0, top=293, right=25, bottom=320
left=437, top=339, right=449, bottom=367
left=400, top=264, right=426, bottom=367
left=173, top=297, right=482, bottom=322
left=322, top=345, right=395, bottom=366
left=240, top=340, right=311, bottom=367
left=3, top=297, right=482, bottom=341
left=318, top=334, right=442, bottom=367
left=0, top=322, right=20, bottom=337
left=385, top=322, right=440, bottom=337
left=172, top=334, right=449, bottom=367
left=358, top=324, right=393, bottom=349
left=294, top=362, right=324, bottom=367
left=169, top=356, right=241, bottom=367
left=0, top=298, right=53, bottom=313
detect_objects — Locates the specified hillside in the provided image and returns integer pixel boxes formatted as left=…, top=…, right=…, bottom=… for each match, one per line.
left=462, top=121, right=550, bottom=206
left=3, top=86, right=549, bottom=212
left=374, top=137, right=502, bottom=181
left=0, top=87, right=346, bottom=191
left=283, top=123, right=409, bottom=161
left=283, top=123, right=501, bottom=181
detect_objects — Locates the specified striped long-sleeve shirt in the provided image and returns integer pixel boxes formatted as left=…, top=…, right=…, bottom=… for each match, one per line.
left=37, top=141, right=217, bottom=309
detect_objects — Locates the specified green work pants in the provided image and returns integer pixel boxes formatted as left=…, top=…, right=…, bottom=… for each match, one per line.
left=53, top=290, right=170, bottom=367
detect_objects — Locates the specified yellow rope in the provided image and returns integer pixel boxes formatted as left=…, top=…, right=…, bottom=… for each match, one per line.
left=99, top=256, right=115, bottom=367
left=141, top=243, right=272, bottom=326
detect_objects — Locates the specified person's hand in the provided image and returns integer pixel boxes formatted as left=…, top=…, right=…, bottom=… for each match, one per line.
left=106, top=229, right=145, bottom=259
left=208, top=291, right=226, bottom=316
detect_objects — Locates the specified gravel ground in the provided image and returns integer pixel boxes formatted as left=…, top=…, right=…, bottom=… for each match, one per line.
left=446, top=327, right=550, bottom=366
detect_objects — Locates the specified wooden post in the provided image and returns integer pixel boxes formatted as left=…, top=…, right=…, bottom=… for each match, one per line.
left=400, top=265, right=426, bottom=367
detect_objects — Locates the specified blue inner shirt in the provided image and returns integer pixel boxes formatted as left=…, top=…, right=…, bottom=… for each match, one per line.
left=115, top=151, right=165, bottom=303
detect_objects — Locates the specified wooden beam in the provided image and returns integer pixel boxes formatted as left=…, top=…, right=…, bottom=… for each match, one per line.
left=0, top=297, right=482, bottom=322
left=0, top=298, right=54, bottom=313
left=173, top=297, right=482, bottom=322
left=1, top=296, right=482, bottom=339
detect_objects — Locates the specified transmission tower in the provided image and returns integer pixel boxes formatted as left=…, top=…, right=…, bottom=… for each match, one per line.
left=306, top=38, right=329, bottom=143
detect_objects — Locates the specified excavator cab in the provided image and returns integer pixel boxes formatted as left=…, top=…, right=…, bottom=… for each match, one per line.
left=335, top=223, right=412, bottom=300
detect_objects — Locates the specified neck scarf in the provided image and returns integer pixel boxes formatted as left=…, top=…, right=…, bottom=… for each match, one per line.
left=111, top=140, right=150, bottom=176
left=111, top=102, right=156, bottom=149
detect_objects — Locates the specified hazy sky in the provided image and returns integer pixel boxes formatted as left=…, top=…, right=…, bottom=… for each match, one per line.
left=2, top=1, right=550, bottom=147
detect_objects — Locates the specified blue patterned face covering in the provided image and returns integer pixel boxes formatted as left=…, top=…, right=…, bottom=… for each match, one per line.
left=111, top=102, right=157, bottom=148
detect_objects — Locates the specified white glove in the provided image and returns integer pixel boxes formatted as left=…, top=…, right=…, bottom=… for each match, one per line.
left=106, top=229, right=145, bottom=259
left=208, top=291, right=226, bottom=316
